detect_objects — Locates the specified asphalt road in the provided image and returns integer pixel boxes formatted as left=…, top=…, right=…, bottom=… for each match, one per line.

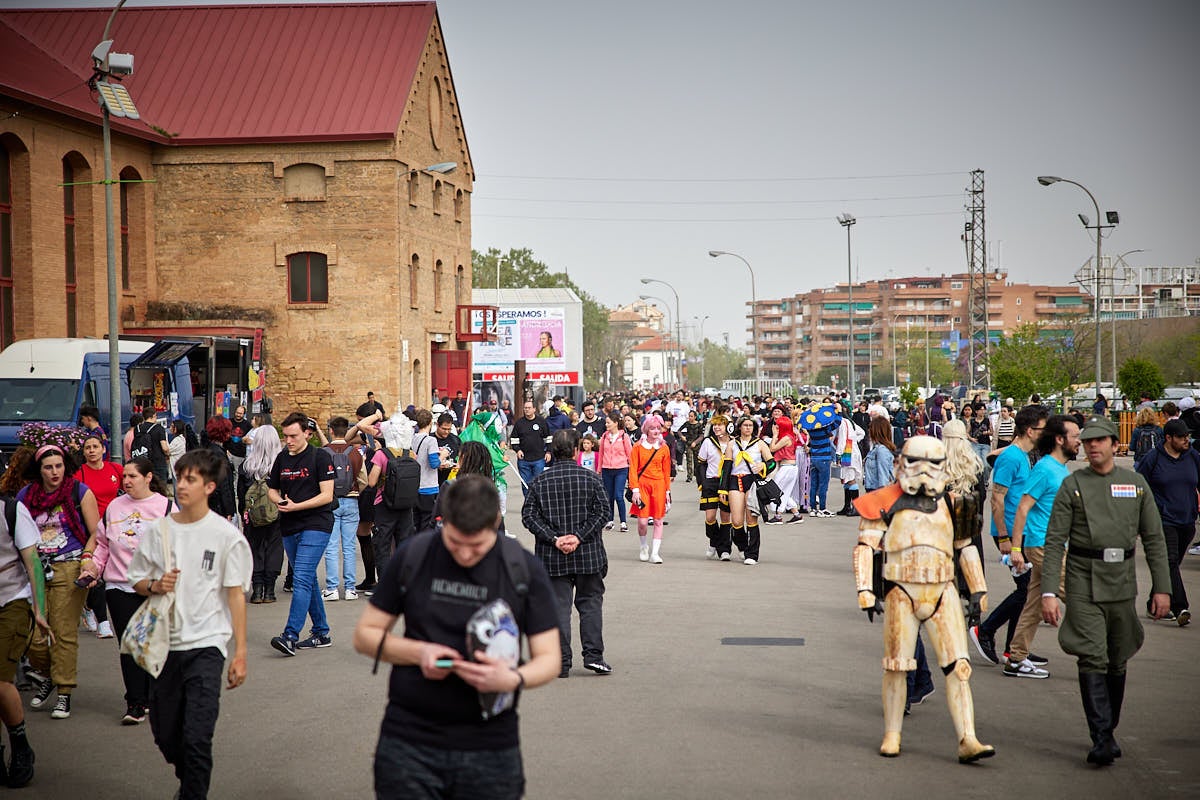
left=25, top=461, right=1200, bottom=799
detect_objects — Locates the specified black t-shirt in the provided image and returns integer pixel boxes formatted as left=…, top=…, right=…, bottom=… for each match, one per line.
left=576, top=416, right=604, bottom=440
left=135, top=421, right=168, bottom=471
left=370, top=535, right=558, bottom=750
left=226, top=417, right=253, bottom=458
left=268, top=445, right=335, bottom=536
left=435, top=433, right=462, bottom=484
left=510, top=416, right=548, bottom=460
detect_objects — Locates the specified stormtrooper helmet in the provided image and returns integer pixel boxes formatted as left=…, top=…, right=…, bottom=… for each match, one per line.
left=897, top=435, right=948, bottom=497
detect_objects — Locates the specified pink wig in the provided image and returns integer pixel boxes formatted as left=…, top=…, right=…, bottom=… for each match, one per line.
left=641, top=415, right=663, bottom=435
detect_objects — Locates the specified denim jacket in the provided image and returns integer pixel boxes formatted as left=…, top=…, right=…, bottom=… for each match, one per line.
left=863, top=444, right=895, bottom=491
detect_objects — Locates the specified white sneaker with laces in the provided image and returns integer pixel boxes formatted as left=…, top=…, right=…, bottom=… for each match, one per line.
left=344, top=589, right=358, bottom=601
left=650, top=554, right=663, bottom=564
left=322, top=589, right=339, bottom=602
left=705, top=546, right=718, bottom=560
left=719, top=552, right=731, bottom=561
left=82, top=608, right=98, bottom=632
left=744, top=558, right=758, bottom=566
left=604, top=521, right=615, bottom=531
left=639, top=546, right=649, bottom=562
left=97, top=620, right=114, bottom=639
left=619, top=522, right=629, bottom=532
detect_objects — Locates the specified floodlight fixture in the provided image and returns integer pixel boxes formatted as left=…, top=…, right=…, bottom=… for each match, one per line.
left=837, top=213, right=856, bottom=227
left=1037, top=176, right=1061, bottom=186
left=1078, top=213, right=1090, bottom=227
left=424, top=162, right=457, bottom=174
left=96, top=80, right=139, bottom=119
left=1106, top=211, right=1120, bottom=225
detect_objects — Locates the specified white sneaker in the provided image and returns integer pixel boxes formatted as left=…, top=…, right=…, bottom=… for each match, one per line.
left=97, top=620, right=114, bottom=639
left=619, top=522, right=629, bottom=532
left=1190, top=544, right=1200, bottom=557
left=322, top=589, right=339, bottom=601
left=81, top=608, right=98, bottom=632
left=650, top=553, right=663, bottom=564
left=344, top=589, right=358, bottom=601
left=719, top=552, right=731, bottom=561
left=705, top=546, right=718, bottom=560
left=604, top=521, right=615, bottom=531
left=639, top=546, right=649, bottom=562
left=744, top=558, right=758, bottom=566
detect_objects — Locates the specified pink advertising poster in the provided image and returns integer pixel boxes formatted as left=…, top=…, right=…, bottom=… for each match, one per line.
left=519, top=318, right=565, bottom=362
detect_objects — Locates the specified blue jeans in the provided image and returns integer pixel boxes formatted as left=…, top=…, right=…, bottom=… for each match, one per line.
left=517, top=458, right=546, bottom=496
left=324, top=497, right=359, bottom=591
left=601, top=467, right=627, bottom=523
left=282, top=529, right=332, bottom=640
left=809, top=459, right=831, bottom=511
left=374, top=735, right=524, bottom=800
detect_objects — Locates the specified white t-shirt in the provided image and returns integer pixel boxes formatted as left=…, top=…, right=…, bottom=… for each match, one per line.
left=128, top=510, right=251, bottom=657
left=1, top=504, right=39, bottom=606
left=665, top=400, right=690, bottom=432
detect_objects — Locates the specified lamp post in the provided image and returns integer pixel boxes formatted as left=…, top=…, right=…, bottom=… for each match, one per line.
left=837, top=214, right=857, bottom=401
left=1110, top=248, right=1143, bottom=387
left=867, top=319, right=881, bottom=389
left=639, top=295, right=674, bottom=390
left=694, top=314, right=710, bottom=390
left=642, top=278, right=683, bottom=390
left=708, top=251, right=760, bottom=395
left=1037, top=175, right=1118, bottom=402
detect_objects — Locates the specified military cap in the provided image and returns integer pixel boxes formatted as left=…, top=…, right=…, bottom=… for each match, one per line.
left=1079, top=415, right=1119, bottom=440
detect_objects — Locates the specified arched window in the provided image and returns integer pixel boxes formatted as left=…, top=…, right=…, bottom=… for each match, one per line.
left=0, top=141, right=14, bottom=347
left=408, top=170, right=419, bottom=206
left=454, top=188, right=464, bottom=222
left=433, top=180, right=442, bottom=215
left=288, top=252, right=328, bottom=303
left=454, top=264, right=464, bottom=308
left=63, top=158, right=77, bottom=337
left=434, top=260, right=443, bottom=312
left=409, top=254, right=420, bottom=308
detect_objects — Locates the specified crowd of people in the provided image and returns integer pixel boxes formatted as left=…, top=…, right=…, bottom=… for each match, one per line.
left=0, top=382, right=1193, bottom=796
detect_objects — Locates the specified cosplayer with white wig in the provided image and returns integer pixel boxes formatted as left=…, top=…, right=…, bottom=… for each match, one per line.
left=851, top=435, right=994, bottom=763
left=834, top=415, right=866, bottom=516
left=380, top=413, right=416, bottom=452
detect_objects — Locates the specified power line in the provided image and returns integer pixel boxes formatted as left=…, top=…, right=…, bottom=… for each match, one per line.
left=473, top=210, right=966, bottom=223
left=477, top=170, right=967, bottom=184
left=473, top=192, right=963, bottom=206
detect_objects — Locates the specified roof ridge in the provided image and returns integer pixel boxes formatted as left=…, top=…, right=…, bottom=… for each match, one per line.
left=0, top=17, right=92, bottom=84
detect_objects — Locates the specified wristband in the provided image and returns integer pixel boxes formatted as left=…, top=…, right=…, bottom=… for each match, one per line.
left=997, top=536, right=1011, bottom=543
left=81, top=552, right=94, bottom=560
left=511, top=667, right=525, bottom=691
left=1010, top=547, right=1022, bottom=552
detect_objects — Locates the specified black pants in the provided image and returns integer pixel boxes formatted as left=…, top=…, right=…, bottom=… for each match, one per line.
left=150, top=647, right=224, bottom=800
left=244, top=520, right=283, bottom=585
left=373, top=506, right=416, bottom=573
left=374, top=735, right=524, bottom=800
left=87, top=581, right=108, bottom=623
left=551, top=572, right=605, bottom=667
left=1161, top=523, right=1194, bottom=614
left=981, top=558, right=1031, bottom=651
left=414, top=493, right=437, bottom=533
left=105, top=589, right=152, bottom=707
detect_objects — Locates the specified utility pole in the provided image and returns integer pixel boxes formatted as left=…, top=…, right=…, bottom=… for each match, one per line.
left=965, top=169, right=989, bottom=389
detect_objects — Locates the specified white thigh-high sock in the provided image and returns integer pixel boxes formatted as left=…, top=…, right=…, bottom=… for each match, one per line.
left=651, top=538, right=662, bottom=557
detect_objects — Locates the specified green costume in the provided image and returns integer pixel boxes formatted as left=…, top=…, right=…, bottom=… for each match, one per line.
left=460, top=410, right=509, bottom=488
left=1040, top=416, right=1171, bottom=766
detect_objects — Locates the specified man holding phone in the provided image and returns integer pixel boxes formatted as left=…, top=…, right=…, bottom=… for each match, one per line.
left=268, top=413, right=336, bottom=657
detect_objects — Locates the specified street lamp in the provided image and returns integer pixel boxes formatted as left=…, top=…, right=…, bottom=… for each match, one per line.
left=867, top=319, right=881, bottom=389
left=708, top=251, right=760, bottom=395
left=837, top=214, right=857, bottom=401
left=639, top=295, right=675, bottom=390
left=90, top=0, right=137, bottom=460
left=1110, top=249, right=1143, bottom=388
left=642, top=278, right=683, bottom=390
left=694, top=314, right=710, bottom=390
left=1037, top=175, right=1119, bottom=402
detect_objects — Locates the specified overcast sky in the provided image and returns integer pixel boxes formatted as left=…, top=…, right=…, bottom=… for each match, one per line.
left=25, top=1, right=1200, bottom=350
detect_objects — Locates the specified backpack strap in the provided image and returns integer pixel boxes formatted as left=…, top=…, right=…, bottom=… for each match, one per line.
left=372, top=530, right=436, bottom=675
left=2, top=495, right=15, bottom=540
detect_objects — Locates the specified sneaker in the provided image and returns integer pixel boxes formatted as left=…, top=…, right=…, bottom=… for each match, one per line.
left=344, top=589, right=358, bottom=601
left=744, top=558, right=758, bottom=566
left=1178, top=609, right=1191, bottom=627
left=1190, top=544, right=1200, bottom=557
left=910, top=683, right=935, bottom=706
left=97, top=620, right=114, bottom=639
left=558, top=667, right=570, bottom=679
left=1027, top=653, right=1050, bottom=666
left=283, top=582, right=293, bottom=593
left=270, top=636, right=297, bottom=657
left=1152, top=609, right=1178, bottom=622
left=650, top=553, right=663, bottom=564
left=7, top=743, right=34, bottom=787
left=322, top=589, right=339, bottom=602
left=719, top=552, right=731, bottom=562
left=296, top=633, right=333, bottom=650
left=82, top=608, right=98, bottom=632
left=619, top=522, right=628, bottom=533
left=705, top=546, right=718, bottom=560
left=765, top=516, right=785, bottom=525
left=969, top=626, right=1000, bottom=665
left=122, top=703, right=148, bottom=725
left=30, top=679, right=54, bottom=709
left=51, top=694, right=71, bottom=719
left=809, top=509, right=819, bottom=517
left=1003, top=658, right=1049, bottom=679
left=583, top=659, right=612, bottom=675
left=604, top=521, right=615, bottom=531
left=786, top=514, right=805, bottom=524
left=355, top=579, right=376, bottom=592
left=639, top=546, right=649, bottom=562
left=820, top=509, right=837, bottom=517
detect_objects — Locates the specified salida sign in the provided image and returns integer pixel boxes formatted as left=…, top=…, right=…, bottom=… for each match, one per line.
left=482, top=371, right=579, bottom=383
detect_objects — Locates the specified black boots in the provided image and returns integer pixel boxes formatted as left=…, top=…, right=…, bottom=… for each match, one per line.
left=838, top=488, right=860, bottom=516
left=250, top=584, right=265, bottom=604
left=1106, top=671, right=1125, bottom=759
left=262, top=581, right=277, bottom=604
left=1078, top=671, right=1117, bottom=766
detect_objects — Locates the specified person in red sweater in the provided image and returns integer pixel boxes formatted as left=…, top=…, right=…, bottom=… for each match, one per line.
left=74, top=433, right=123, bottom=639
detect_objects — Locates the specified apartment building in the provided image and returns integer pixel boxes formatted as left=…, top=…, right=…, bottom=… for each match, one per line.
left=749, top=271, right=1092, bottom=387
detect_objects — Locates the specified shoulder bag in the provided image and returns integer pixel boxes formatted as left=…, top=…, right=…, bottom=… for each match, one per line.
left=119, top=517, right=175, bottom=678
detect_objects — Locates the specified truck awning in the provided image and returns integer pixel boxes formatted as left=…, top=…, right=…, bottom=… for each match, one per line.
left=127, top=340, right=201, bottom=369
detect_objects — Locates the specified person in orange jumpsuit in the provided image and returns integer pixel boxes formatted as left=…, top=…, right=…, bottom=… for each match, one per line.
left=629, top=416, right=673, bottom=564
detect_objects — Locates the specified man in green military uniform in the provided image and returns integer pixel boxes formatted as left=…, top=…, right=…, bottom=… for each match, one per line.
left=1040, top=416, right=1171, bottom=766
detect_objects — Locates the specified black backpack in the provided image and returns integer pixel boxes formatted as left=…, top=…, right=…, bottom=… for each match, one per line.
left=381, top=447, right=420, bottom=510
left=130, top=422, right=155, bottom=461
left=324, top=445, right=355, bottom=498
left=1134, top=426, right=1161, bottom=463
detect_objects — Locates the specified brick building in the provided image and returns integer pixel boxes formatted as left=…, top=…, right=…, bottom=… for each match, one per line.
left=750, top=271, right=1092, bottom=388
left=0, top=2, right=474, bottom=416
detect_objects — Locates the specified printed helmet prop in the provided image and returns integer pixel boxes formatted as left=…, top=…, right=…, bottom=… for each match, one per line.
left=897, top=435, right=948, bottom=497
left=380, top=413, right=415, bottom=451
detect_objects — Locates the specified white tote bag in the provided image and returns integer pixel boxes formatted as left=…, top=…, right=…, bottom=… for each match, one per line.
left=119, top=518, right=175, bottom=678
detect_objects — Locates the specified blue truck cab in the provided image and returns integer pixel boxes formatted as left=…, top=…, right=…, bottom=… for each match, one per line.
left=0, top=338, right=198, bottom=460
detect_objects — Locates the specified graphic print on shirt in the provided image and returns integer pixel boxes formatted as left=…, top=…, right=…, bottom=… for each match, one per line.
left=35, top=505, right=69, bottom=551
left=430, top=577, right=489, bottom=607
left=279, top=466, right=312, bottom=481
left=202, top=549, right=215, bottom=571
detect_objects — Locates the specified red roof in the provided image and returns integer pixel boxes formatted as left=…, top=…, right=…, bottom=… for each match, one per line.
left=631, top=335, right=680, bottom=353
left=0, top=3, right=437, bottom=145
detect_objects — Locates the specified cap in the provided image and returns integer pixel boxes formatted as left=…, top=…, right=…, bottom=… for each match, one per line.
left=1179, top=396, right=1196, bottom=411
left=431, top=403, right=447, bottom=414
left=1164, top=418, right=1190, bottom=438
left=1078, top=415, right=1119, bottom=441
